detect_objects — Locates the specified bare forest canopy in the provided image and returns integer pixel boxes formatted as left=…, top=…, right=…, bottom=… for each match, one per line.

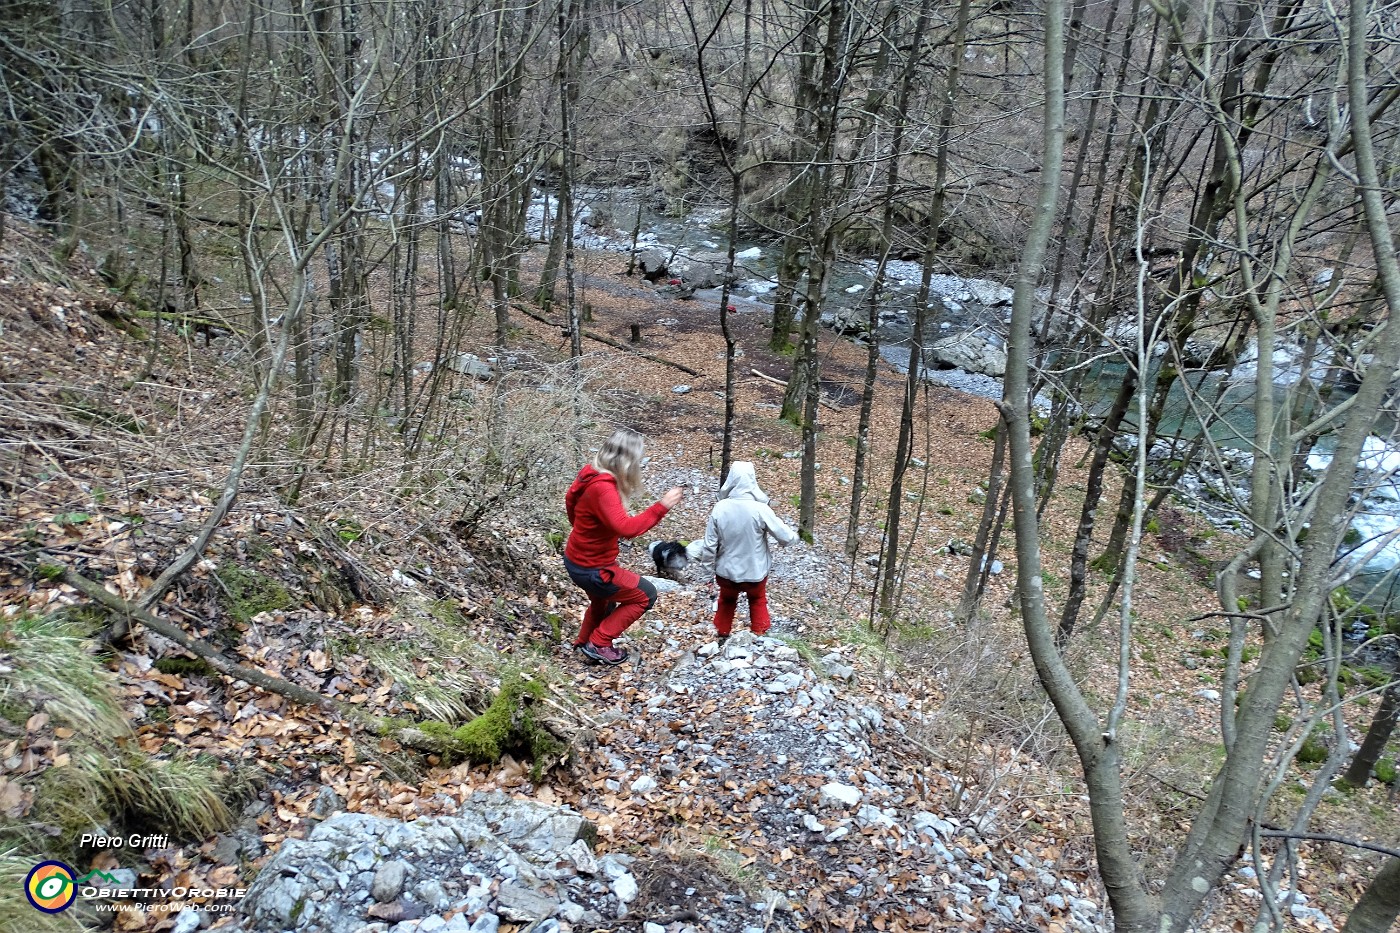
left=4, top=0, right=1400, bottom=931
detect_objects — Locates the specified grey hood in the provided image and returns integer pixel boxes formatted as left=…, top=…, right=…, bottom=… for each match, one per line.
left=687, top=462, right=796, bottom=583
left=719, top=461, right=769, bottom=504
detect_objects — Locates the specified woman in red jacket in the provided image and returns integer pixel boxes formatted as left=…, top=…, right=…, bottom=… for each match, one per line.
left=564, top=428, right=684, bottom=665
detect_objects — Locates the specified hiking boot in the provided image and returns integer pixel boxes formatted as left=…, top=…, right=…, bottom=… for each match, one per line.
left=580, top=641, right=627, bottom=665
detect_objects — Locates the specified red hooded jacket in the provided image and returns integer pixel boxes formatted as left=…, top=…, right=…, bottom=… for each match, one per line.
left=563, top=465, right=669, bottom=569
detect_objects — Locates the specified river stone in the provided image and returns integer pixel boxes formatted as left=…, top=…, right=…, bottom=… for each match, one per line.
left=926, top=334, right=1007, bottom=378
left=824, top=660, right=855, bottom=682
left=413, top=879, right=452, bottom=911
left=764, top=672, right=802, bottom=694
left=372, top=862, right=409, bottom=902
left=564, top=838, right=599, bottom=875
left=819, top=782, right=862, bottom=807
left=613, top=872, right=639, bottom=903
left=821, top=306, right=871, bottom=337
left=496, top=882, right=557, bottom=922
left=313, top=785, right=344, bottom=818
left=633, top=249, right=670, bottom=281
left=172, top=909, right=202, bottom=933
left=211, top=833, right=242, bottom=865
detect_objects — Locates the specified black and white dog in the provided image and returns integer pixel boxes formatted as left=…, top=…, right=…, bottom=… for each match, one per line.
left=648, top=540, right=689, bottom=579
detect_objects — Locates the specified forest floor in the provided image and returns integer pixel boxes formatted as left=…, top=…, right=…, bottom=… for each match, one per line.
left=1, top=221, right=1394, bottom=933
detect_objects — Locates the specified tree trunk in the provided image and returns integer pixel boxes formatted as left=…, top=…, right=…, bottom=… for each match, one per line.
left=845, top=0, right=933, bottom=563
left=877, top=0, right=970, bottom=616
left=556, top=0, right=584, bottom=361
left=1343, top=857, right=1400, bottom=933
left=1342, top=678, right=1400, bottom=788
left=768, top=236, right=804, bottom=353
left=1158, top=2, right=1400, bottom=923
left=1003, top=0, right=1160, bottom=927
left=958, top=421, right=1007, bottom=621
left=1059, top=376, right=1134, bottom=640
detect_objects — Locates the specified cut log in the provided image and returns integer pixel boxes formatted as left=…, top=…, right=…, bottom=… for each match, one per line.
left=749, top=369, right=842, bottom=412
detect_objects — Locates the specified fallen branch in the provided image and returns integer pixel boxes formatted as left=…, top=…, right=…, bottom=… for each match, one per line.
left=130, top=308, right=246, bottom=336
left=1257, top=830, right=1400, bottom=861
left=57, top=566, right=358, bottom=720
left=55, top=566, right=580, bottom=767
left=130, top=272, right=310, bottom=622
left=513, top=303, right=700, bottom=376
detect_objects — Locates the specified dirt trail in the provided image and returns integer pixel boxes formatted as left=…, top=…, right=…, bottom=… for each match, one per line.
left=557, top=466, right=1105, bottom=932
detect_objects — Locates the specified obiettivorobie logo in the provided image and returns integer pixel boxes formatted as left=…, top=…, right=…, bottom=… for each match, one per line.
left=23, top=860, right=248, bottom=916
left=24, top=861, right=91, bottom=913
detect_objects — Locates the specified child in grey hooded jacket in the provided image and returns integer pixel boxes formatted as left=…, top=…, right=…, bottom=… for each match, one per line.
left=686, top=461, right=797, bottom=638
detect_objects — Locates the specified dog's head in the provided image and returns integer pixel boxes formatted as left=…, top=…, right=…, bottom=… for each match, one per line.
left=649, top=540, right=689, bottom=573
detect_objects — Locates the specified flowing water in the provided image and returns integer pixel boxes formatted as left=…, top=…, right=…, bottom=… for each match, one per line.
left=553, top=186, right=1400, bottom=612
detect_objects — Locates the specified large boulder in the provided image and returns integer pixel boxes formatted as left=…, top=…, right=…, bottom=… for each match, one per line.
left=668, top=250, right=735, bottom=290
left=631, top=249, right=670, bottom=282
left=821, top=306, right=871, bottom=337
left=230, top=793, right=601, bottom=933
left=926, top=333, right=1007, bottom=378
left=447, top=353, right=493, bottom=380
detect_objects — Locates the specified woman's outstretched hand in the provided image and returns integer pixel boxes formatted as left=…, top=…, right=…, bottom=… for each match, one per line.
left=661, top=486, right=685, bottom=509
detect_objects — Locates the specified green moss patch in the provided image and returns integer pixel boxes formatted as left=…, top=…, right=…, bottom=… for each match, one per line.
left=1297, top=731, right=1328, bottom=765
left=154, top=656, right=216, bottom=677
left=216, top=565, right=295, bottom=623
left=420, top=678, right=566, bottom=780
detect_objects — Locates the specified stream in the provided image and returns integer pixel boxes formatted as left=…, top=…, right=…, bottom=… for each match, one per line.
left=513, top=183, right=1400, bottom=618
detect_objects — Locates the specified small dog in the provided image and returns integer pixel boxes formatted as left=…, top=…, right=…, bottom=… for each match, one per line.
left=649, top=540, right=689, bottom=578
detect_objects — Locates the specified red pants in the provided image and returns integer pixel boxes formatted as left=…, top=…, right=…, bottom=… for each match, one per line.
left=564, top=558, right=657, bottom=649
left=714, top=575, right=770, bottom=636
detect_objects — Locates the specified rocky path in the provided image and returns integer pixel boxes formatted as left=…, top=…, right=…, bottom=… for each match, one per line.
left=549, top=462, right=1108, bottom=932
left=226, top=533, right=1107, bottom=933
left=224, top=466, right=1106, bottom=933
left=569, top=599, right=1106, bottom=933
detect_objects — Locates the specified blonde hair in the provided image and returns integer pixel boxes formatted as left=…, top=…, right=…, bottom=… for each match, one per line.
left=593, top=428, right=645, bottom=501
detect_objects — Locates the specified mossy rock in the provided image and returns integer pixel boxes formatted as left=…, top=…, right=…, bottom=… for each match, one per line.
left=1376, top=758, right=1397, bottom=785
left=1297, top=733, right=1328, bottom=765
left=1089, top=551, right=1118, bottom=574
left=216, top=566, right=294, bottom=624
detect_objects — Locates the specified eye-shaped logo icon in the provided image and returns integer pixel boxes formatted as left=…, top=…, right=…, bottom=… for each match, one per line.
left=25, top=861, right=78, bottom=913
